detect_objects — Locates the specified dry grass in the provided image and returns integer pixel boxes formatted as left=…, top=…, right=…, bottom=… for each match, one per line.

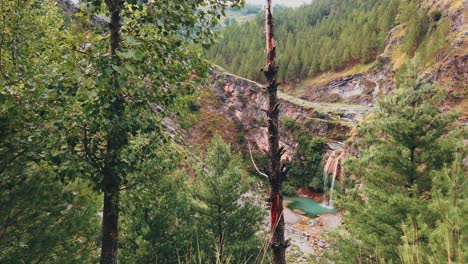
left=458, top=98, right=468, bottom=121
left=186, top=109, right=240, bottom=150
left=285, top=62, right=377, bottom=96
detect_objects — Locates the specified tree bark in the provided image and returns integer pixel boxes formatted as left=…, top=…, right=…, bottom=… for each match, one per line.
left=262, top=1, right=288, bottom=263
left=100, top=1, right=124, bottom=263
left=100, top=175, right=120, bottom=264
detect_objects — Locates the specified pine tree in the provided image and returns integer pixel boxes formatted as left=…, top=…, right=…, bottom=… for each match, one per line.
left=196, top=136, right=262, bottom=263
left=400, top=152, right=466, bottom=263
left=288, top=134, right=325, bottom=191
left=119, top=149, right=196, bottom=264
left=328, top=63, right=460, bottom=263
left=206, top=0, right=400, bottom=82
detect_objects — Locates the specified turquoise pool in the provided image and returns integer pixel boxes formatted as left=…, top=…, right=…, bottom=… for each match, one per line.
left=284, top=196, right=337, bottom=217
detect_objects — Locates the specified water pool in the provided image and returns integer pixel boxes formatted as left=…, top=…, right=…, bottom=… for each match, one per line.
left=284, top=196, right=337, bottom=217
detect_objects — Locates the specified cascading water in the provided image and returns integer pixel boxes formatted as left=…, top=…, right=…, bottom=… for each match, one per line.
left=322, top=151, right=335, bottom=190
left=322, top=149, right=344, bottom=207
left=329, top=152, right=344, bottom=207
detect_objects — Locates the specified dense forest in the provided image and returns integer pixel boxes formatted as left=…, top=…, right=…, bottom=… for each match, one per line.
left=0, top=0, right=265, bottom=263
left=0, top=0, right=466, bottom=263
left=207, top=0, right=451, bottom=83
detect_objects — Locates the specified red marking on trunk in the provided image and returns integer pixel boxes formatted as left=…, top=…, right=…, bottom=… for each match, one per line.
left=270, top=193, right=280, bottom=231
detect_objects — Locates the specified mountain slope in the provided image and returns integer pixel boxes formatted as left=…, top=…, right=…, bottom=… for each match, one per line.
left=207, top=0, right=400, bottom=82
left=207, top=0, right=467, bottom=119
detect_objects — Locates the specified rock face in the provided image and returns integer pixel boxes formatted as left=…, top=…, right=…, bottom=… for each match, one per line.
left=57, top=0, right=108, bottom=27
left=428, top=53, right=468, bottom=122
left=208, top=68, right=367, bottom=157
left=299, top=63, right=394, bottom=105
left=202, top=0, right=467, bottom=162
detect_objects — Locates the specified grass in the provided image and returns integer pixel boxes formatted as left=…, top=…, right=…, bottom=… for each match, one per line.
left=284, top=61, right=377, bottom=97
left=278, top=91, right=369, bottom=115
left=456, top=94, right=468, bottom=121
left=447, top=0, right=465, bottom=12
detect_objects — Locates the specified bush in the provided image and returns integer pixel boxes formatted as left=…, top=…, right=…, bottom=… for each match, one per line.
left=283, top=117, right=299, bottom=131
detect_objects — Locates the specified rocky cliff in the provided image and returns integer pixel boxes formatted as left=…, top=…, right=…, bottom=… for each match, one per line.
left=201, top=0, right=467, bottom=158
left=204, top=67, right=372, bottom=158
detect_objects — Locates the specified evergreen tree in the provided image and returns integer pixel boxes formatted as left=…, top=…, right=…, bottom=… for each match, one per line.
left=400, top=152, right=466, bottom=263
left=328, top=63, right=460, bottom=263
left=196, top=136, right=262, bottom=263
left=119, top=148, right=197, bottom=264
left=287, top=134, right=325, bottom=191
left=399, top=0, right=431, bottom=55
left=206, top=0, right=401, bottom=82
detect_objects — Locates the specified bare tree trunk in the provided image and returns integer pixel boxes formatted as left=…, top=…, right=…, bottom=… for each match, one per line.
left=100, top=175, right=120, bottom=264
left=262, top=1, right=288, bottom=263
left=100, top=1, right=124, bottom=263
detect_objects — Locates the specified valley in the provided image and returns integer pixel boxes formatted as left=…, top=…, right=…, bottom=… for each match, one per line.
left=1, top=0, right=465, bottom=263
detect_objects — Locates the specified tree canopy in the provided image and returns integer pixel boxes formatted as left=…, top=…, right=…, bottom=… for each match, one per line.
left=207, top=0, right=400, bottom=82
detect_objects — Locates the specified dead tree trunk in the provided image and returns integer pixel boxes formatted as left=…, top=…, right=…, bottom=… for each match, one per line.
left=262, top=1, right=288, bottom=263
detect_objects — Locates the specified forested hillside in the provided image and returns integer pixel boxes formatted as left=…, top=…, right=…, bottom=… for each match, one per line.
left=0, top=0, right=466, bottom=263
left=208, top=0, right=400, bottom=82
left=207, top=0, right=453, bottom=83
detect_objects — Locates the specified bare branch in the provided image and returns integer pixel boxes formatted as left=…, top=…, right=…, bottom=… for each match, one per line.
left=248, top=141, right=268, bottom=178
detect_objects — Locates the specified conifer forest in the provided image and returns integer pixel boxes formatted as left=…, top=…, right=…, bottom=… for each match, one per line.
left=0, top=0, right=466, bottom=263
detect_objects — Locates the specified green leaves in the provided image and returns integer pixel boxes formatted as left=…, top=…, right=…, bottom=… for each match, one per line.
left=1, top=0, right=245, bottom=262
left=117, top=48, right=144, bottom=61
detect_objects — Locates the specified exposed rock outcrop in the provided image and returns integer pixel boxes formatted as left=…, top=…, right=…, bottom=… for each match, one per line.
left=297, top=64, right=394, bottom=105
left=208, top=67, right=369, bottom=157
left=56, top=0, right=108, bottom=27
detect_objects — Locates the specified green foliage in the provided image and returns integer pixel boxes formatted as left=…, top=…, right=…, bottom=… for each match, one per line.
left=1, top=0, right=246, bottom=262
left=287, top=134, right=325, bottom=192
left=283, top=117, right=300, bottom=132
left=399, top=0, right=451, bottom=63
left=0, top=170, right=100, bottom=263
left=229, top=4, right=262, bottom=16
left=0, top=1, right=100, bottom=262
left=400, top=153, right=467, bottom=264
left=207, top=0, right=399, bottom=82
left=328, top=63, right=461, bottom=263
left=282, top=117, right=326, bottom=193
left=119, top=147, right=197, bottom=263
left=46, top=0, right=245, bottom=190
left=400, top=0, right=429, bottom=55
left=426, top=153, right=466, bottom=263
left=195, top=136, right=263, bottom=263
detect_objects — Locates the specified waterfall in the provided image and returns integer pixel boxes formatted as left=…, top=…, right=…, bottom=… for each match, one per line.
left=322, top=151, right=335, bottom=206
left=322, top=150, right=344, bottom=207
left=322, top=151, right=335, bottom=189
left=329, top=152, right=344, bottom=207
